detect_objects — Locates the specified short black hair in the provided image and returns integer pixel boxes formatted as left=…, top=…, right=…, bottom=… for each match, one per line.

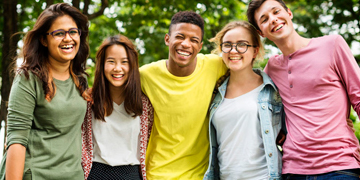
left=169, top=11, right=205, bottom=41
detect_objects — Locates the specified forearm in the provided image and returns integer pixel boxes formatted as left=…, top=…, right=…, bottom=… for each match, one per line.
left=6, top=144, right=26, bottom=180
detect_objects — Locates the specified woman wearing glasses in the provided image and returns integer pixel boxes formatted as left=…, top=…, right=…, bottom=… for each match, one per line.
left=0, top=3, right=90, bottom=180
left=203, top=21, right=283, bottom=180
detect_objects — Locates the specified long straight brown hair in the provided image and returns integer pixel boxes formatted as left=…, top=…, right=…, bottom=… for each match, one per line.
left=17, top=3, right=90, bottom=101
left=92, top=35, right=142, bottom=121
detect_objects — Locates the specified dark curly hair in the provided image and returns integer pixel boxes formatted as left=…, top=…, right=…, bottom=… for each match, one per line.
left=169, top=11, right=205, bottom=41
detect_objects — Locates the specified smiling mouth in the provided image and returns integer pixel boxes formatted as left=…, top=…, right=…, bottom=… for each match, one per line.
left=177, top=50, right=191, bottom=57
left=229, top=57, right=242, bottom=61
left=60, top=44, right=74, bottom=49
left=273, top=24, right=284, bottom=32
left=112, top=74, right=124, bottom=78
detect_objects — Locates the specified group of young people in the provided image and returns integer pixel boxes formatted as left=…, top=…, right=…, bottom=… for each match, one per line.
left=0, top=0, right=360, bottom=179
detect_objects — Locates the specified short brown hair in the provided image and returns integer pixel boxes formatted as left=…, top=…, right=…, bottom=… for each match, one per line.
left=247, top=0, right=288, bottom=31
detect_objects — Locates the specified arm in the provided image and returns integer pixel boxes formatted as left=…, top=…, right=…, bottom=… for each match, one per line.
left=6, top=144, right=26, bottom=180
left=333, top=35, right=360, bottom=115
left=5, top=73, right=36, bottom=178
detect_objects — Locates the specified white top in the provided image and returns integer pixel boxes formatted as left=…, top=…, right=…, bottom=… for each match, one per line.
left=92, top=102, right=141, bottom=166
left=212, top=84, right=268, bottom=180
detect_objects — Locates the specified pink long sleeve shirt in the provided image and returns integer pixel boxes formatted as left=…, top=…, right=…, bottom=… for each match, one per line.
left=265, top=34, right=360, bottom=175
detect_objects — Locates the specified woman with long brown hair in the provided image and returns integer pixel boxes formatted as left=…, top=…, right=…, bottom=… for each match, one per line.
left=82, top=35, right=153, bottom=180
left=0, top=3, right=90, bottom=180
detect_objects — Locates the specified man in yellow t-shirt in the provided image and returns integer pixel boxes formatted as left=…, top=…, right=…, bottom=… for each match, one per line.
left=140, top=11, right=227, bottom=179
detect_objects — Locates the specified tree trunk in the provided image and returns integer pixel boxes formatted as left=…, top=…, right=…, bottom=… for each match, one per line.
left=1, top=0, right=18, bottom=153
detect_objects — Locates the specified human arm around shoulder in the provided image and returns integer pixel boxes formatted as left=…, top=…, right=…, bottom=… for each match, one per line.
left=333, top=35, right=360, bottom=115
left=5, top=73, right=37, bottom=179
left=6, top=144, right=26, bottom=180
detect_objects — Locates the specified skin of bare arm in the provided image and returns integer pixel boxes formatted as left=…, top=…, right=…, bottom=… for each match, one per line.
left=6, top=144, right=26, bottom=180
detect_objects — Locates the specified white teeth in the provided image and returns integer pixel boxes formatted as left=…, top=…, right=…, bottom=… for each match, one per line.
left=61, top=45, right=74, bottom=49
left=177, top=50, right=190, bottom=56
left=112, top=74, right=124, bottom=78
left=229, top=57, right=241, bottom=60
left=275, top=24, right=283, bottom=31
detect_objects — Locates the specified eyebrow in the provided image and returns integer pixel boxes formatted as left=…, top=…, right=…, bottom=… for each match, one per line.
left=177, top=33, right=201, bottom=41
left=223, top=40, right=250, bottom=44
left=106, top=57, right=128, bottom=60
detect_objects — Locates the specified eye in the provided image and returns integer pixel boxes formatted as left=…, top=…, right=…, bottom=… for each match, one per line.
left=69, top=29, right=79, bottom=35
left=237, top=43, right=247, bottom=48
left=122, top=59, right=129, bottom=63
left=261, top=18, right=268, bottom=23
left=106, top=59, right=115, bottom=63
left=53, top=31, right=65, bottom=37
left=274, top=9, right=280, bottom=14
left=223, top=43, right=232, bottom=48
left=175, top=35, right=184, bottom=39
left=191, top=39, right=200, bottom=43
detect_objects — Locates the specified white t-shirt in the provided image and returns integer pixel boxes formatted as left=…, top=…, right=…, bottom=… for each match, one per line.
left=92, top=102, right=141, bottom=166
left=212, top=84, right=268, bottom=180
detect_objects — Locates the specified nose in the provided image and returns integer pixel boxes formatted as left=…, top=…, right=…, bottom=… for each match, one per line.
left=181, top=38, right=191, bottom=48
left=269, top=14, right=278, bottom=24
left=230, top=45, right=237, bottom=54
left=113, top=62, right=122, bottom=72
left=63, top=32, right=72, bottom=41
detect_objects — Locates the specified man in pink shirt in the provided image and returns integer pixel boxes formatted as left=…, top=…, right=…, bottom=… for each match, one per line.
left=247, top=0, right=360, bottom=179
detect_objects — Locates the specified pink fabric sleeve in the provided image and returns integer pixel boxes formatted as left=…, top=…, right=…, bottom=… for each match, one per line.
left=333, top=35, right=360, bottom=116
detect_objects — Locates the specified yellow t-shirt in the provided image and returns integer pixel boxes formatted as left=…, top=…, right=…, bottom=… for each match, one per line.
left=140, top=54, right=227, bottom=179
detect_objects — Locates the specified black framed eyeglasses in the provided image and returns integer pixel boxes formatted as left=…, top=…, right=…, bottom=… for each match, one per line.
left=220, top=42, right=257, bottom=54
left=46, top=28, right=81, bottom=40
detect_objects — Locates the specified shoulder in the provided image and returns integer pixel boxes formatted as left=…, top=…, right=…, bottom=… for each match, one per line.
left=140, top=60, right=165, bottom=73
left=312, top=34, right=344, bottom=46
left=197, top=53, right=222, bottom=63
left=13, top=70, right=39, bottom=85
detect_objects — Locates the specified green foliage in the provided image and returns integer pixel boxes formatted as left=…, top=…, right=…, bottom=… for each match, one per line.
left=350, top=107, right=360, bottom=142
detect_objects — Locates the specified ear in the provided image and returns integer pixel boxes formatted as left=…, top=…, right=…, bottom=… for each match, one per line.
left=253, top=46, right=259, bottom=59
left=198, top=41, right=203, bottom=53
left=257, top=30, right=265, bottom=38
left=287, top=8, right=293, bottom=20
left=165, top=34, right=170, bottom=46
left=40, top=36, right=48, bottom=47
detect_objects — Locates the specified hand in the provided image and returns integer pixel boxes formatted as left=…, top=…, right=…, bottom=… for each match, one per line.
left=347, top=118, right=355, bottom=133
left=276, top=131, right=286, bottom=146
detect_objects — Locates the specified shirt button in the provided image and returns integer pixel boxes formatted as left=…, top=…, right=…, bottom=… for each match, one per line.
left=289, top=57, right=292, bottom=60
left=290, top=84, right=293, bottom=88
left=269, top=153, right=273, bottom=157
left=288, top=70, right=291, bottom=74
left=262, top=105, right=266, bottom=109
left=265, top=130, right=269, bottom=134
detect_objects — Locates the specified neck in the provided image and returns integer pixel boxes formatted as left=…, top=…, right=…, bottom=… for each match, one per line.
left=273, top=32, right=311, bottom=56
left=228, top=68, right=260, bottom=86
left=109, top=85, right=125, bottom=105
left=49, top=61, right=70, bottom=80
left=166, top=58, right=197, bottom=77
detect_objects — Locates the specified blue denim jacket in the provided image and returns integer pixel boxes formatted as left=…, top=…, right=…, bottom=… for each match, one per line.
left=203, top=69, right=283, bottom=180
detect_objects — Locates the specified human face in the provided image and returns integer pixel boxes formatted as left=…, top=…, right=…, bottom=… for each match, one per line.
left=222, top=27, right=258, bottom=72
left=104, top=44, right=129, bottom=91
left=254, top=0, right=294, bottom=42
left=165, top=23, right=203, bottom=69
left=42, top=15, right=80, bottom=66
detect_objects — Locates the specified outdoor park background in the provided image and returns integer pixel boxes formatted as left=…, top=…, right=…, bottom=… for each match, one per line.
left=0, top=0, right=359, bottom=156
